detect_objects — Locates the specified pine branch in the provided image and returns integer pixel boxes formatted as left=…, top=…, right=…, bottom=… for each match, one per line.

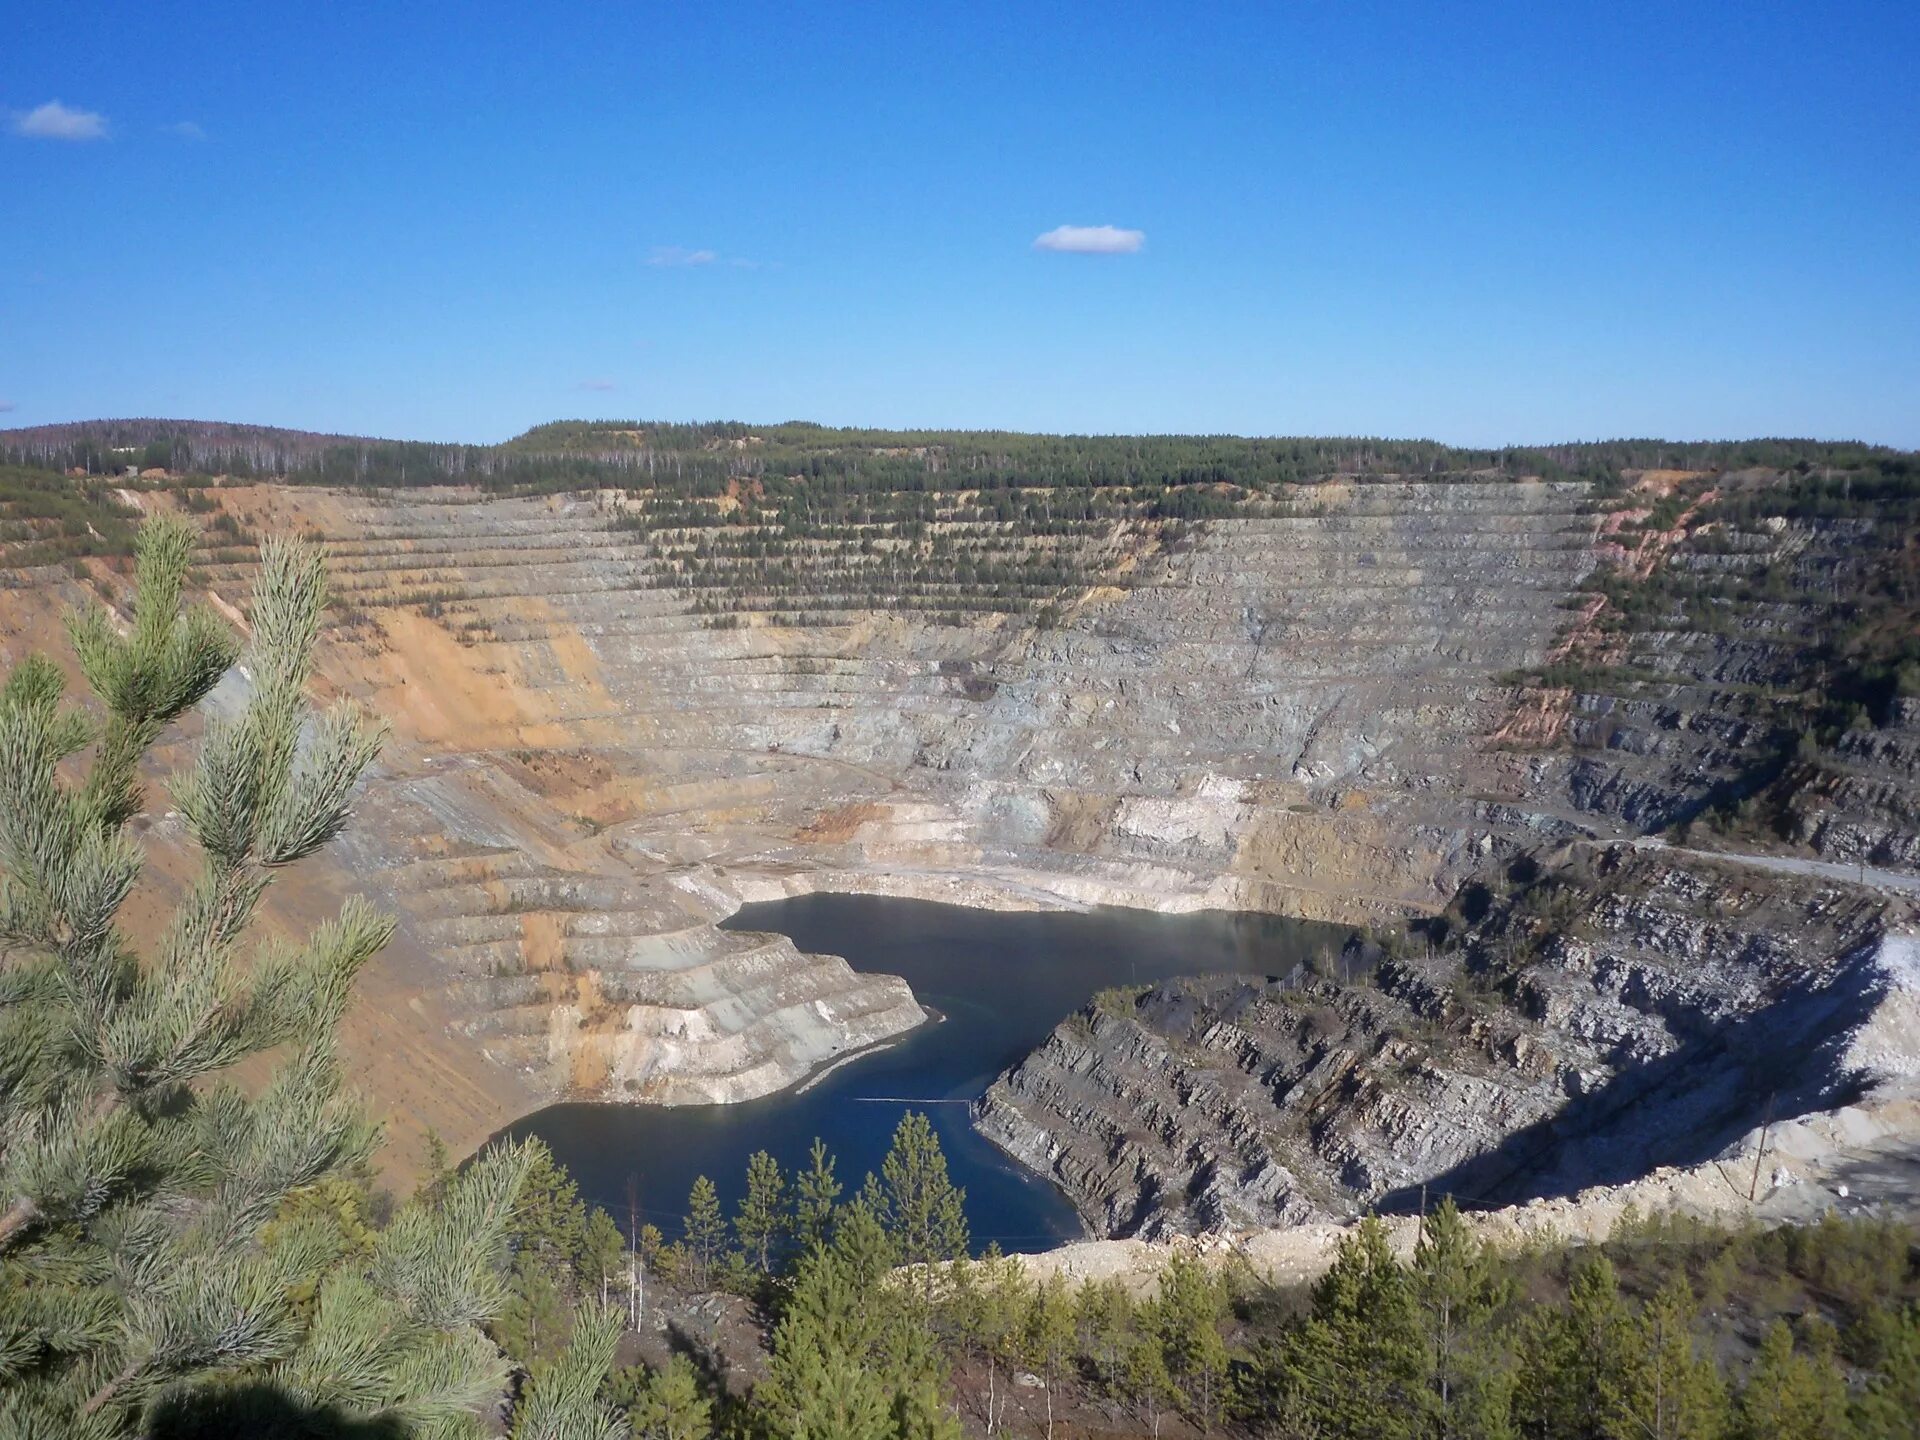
left=509, top=1303, right=626, bottom=1440
left=0, top=514, right=543, bottom=1435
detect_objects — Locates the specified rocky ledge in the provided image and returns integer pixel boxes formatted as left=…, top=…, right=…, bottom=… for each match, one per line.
left=976, top=844, right=1920, bottom=1238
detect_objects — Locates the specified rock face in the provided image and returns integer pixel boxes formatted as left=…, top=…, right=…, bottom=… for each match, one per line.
left=1787, top=701, right=1920, bottom=869
left=977, top=845, right=1920, bottom=1237
left=8, top=469, right=1917, bottom=1190
left=147, top=477, right=1606, bottom=1156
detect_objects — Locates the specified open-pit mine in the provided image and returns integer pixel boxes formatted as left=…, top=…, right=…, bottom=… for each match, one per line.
left=3, top=421, right=1916, bottom=1259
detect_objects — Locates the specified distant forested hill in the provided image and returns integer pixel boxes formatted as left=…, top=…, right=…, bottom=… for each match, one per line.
left=4, top=416, right=1907, bottom=498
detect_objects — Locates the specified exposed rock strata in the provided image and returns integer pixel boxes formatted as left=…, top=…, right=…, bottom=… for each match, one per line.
left=9, top=471, right=1918, bottom=1193
left=162, top=479, right=1610, bottom=1149
left=977, top=846, right=1920, bottom=1237
left=1016, top=1072, right=1920, bottom=1294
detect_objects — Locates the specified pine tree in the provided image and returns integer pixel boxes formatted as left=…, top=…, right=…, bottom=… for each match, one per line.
left=0, top=519, right=610, bottom=1436
left=1265, top=1216, right=1424, bottom=1440
left=579, top=1209, right=626, bottom=1308
left=1516, top=1252, right=1636, bottom=1440
left=498, top=1151, right=630, bottom=1385
left=1604, top=1275, right=1728, bottom=1440
left=1021, top=1273, right=1075, bottom=1440
left=1851, top=1305, right=1920, bottom=1440
left=621, top=1354, right=711, bottom=1440
left=760, top=1248, right=907, bottom=1439
left=417, top=1128, right=456, bottom=1208
left=682, top=1176, right=726, bottom=1289
left=1412, top=1197, right=1516, bottom=1440
left=792, top=1137, right=841, bottom=1255
left=869, top=1112, right=968, bottom=1304
left=735, top=1150, right=788, bottom=1276
left=828, top=1200, right=902, bottom=1303
left=888, top=1370, right=963, bottom=1440
left=145, top=1145, right=545, bottom=1436
left=637, top=1221, right=664, bottom=1273
left=980, top=1248, right=1032, bottom=1437
left=761, top=1252, right=896, bottom=1440
left=255, top=1171, right=380, bottom=1318
left=512, top=1140, right=589, bottom=1274
left=1124, top=1313, right=1177, bottom=1440
left=1075, top=1276, right=1135, bottom=1404
left=1156, top=1253, right=1231, bottom=1434
left=759, top=1201, right=958, bottom=1440
left=1738, top=1319, right=1852, bottom=1440
left=1792, top=1320, right=1853, bottom=1440
left=938, top=1254, right=983, bottom=1411
left=942, top=1244, right=1027, bottom=1435
left=497, top=1250, right=572, bottom=1374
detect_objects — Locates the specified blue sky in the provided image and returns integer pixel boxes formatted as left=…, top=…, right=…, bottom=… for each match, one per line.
left=4, top=2, right=1917, bottom=446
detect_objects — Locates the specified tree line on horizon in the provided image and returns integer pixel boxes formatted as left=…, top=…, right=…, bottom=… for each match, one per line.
left=5, top=417, right=1909, bottom=497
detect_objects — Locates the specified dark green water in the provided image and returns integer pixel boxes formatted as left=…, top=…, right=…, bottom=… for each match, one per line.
left=507, top=893, right=1343, bottom=1254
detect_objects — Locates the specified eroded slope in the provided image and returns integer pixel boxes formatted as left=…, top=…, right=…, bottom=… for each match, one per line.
left=978, top=844, right=1920, bottom=1236
left=6, top=450, right=1914, bottom=1194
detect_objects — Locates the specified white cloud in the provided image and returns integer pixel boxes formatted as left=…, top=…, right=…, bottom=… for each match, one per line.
left=12, top=100, right=109, bottom=141
left=646, top=245, right=774, bottom=270
left=164, top=120, right=207, bottom=141
left=575, top=379, right=618, bottom=393
left=1033, top=223, right=1145, bottom=255
left=0, top=400, right=15, bottom=413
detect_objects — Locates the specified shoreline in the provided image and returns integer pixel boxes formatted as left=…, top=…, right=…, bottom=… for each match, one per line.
left=791, top=1004, right=947, bottom=1096
left=458, top=871, right=1345, bottom=1251
left=722, top=858, right=1414, bottom=929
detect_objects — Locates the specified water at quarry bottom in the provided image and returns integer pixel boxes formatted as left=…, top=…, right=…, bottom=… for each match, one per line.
left=506, top=893, right=1345, bottom=1254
